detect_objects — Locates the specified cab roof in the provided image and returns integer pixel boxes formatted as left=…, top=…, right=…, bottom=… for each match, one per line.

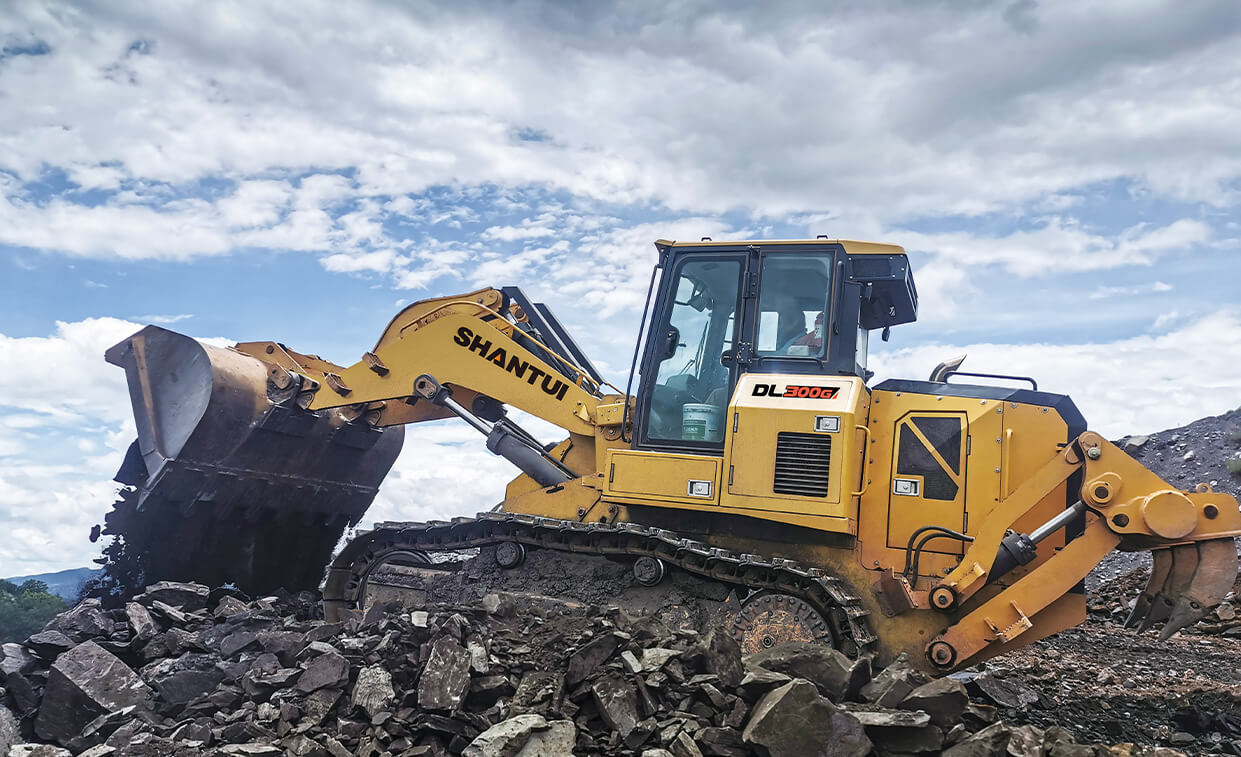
left=654, top=238, right=906, bottom=256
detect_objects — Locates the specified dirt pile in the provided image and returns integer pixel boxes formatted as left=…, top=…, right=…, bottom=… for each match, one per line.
left=0, top=582, right=1183, bottom=757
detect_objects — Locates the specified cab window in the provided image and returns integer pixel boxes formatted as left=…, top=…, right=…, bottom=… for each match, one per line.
left=756, top=254, right=833, bottom=358
left=642, top=259, right=742, bottom=444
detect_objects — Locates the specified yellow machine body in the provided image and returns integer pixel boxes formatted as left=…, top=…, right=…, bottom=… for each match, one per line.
left=105, top=238, right=1241, bottom=673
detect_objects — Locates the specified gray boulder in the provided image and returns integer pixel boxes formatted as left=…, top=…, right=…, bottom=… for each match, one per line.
left=42, top=600, right=114, bottom=642
left=34, top=641, right=152, bottom=745
left=141, top=653, right=224, bottom=706
left=9, top=745, right=73, bottom=757
left=418, top=636, right=471, bottom=711
left=591, top=675, right=640, bottom=738
left=25, top=631, right=74, bottom=660
left=898, top=677, right=969, bottom=728
left=944, top=722, right=1011, bottom=756
left=463, top=713, right=547, bottom=757
left=133, top=582, right=209, bottom=612
left=742, top=680, right=871, bottom=757
left=746, top=642, right=867, bottom=702
left=516, top=720, right=575, bottom=756
left=123, top=603, right=157, bottom=642
left=0, top=708, right=19, bottom=757
left=351, top=665, right=395, bottom=717
left=1, top=644, right=38, bottom=677
left=295, top=651, right=349, bottom=694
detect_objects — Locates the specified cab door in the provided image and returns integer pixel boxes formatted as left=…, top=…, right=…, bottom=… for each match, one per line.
left=886, top=412, right=969, bottom=555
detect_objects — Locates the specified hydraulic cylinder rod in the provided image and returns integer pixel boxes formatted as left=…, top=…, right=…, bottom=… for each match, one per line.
left=413, top=374, right=574, bottom=488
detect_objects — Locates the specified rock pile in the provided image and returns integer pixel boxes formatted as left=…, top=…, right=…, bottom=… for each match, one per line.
left=1118, top=407, right=1241, bottom=500
left=2, top=582, right=1186, bottom=756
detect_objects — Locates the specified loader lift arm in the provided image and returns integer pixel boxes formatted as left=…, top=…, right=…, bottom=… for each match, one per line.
left=924, top=431, right=1241, bottom=668
left=234, top=287, right=610, bottom=437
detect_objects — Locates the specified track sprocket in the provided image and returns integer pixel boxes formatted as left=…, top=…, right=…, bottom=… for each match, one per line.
left=732, top=591, right=835, bottom=654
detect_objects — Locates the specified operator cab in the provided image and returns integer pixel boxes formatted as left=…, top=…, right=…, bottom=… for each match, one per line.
left=634, top=239, right=917, bottom=452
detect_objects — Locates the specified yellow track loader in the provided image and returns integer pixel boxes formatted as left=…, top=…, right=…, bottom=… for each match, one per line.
left=102, top=238, right=1240, bottom=673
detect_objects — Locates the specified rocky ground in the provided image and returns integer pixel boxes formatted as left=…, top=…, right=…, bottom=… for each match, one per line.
left=0, top=581, right=1185, bottom=757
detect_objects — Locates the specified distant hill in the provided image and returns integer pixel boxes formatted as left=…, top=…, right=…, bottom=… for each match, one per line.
left=3, top=567, right=100, bottom=602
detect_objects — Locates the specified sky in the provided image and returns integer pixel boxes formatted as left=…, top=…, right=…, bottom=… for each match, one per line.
left=1, top=0, right=1239, bottom=576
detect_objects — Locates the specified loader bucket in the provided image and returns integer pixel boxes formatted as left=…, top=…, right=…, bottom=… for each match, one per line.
left=101, top=326, right=404, bottom=594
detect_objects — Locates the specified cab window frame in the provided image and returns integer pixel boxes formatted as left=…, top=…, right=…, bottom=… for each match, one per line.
left=635, top=253, right=748, bottom=454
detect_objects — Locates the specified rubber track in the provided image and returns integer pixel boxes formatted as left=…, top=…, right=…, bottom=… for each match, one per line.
left=324, top=512, right=877, bottom=658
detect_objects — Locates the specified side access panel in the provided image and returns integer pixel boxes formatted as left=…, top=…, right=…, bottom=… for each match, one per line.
left=719, top=374, right=869, bottom=534
left=604, top=449, right=722, bottom=506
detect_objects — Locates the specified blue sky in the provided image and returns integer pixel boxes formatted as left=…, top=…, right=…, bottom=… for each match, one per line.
left=1, top=0, right=1239, bottom=575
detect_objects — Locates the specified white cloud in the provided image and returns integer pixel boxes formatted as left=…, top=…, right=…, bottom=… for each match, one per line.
left=899, top=218, right=1210, bottom=278
left=870, top=309, right=1241, bottom=438
left=130, top=313, right=193, bottom=324
left=0, top=317, right=143, bottom=575
left=0, top=1, right=1238, bottom=264
left=3, top=1, right=1241, bottom=577
left=1087, top=281, right=1175, bottom=300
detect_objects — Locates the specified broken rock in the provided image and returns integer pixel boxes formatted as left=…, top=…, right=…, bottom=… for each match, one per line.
left=944, top=722, right=1011, bottom=756
left=1, top=708, right=19, bottom=757
left=859, top=652, right=929, bottom=707
left=565, top=633, right=619, bottom=686
left=417, top=636, right=471, bottom=711
left=591, top=675, right=640, bottom=738
left=43, top=600, right=114, bottom=642
left=462, top=713, right=547, bottom=757
left=351, top=665, right=395, bottom=717
left=898, top=677, right=970, bottom=728
left=34, top=641, right=153, bottom=746
left=24, top=631, right=74, bottom=660
left=133, top=581, right=209, bottom=612
left=742, top=680, right=871, bottom=757
left=746, top=642, right=865, bottom=702
left=1, top=643, right=38, bottom=677
left=124, top=603, right=157, bottom=642
left=685, top=629, right=744, bottom=688
left=141, top=653, right=224, bottom=707
left=965, top=671, right=1040, bottom=711
left=515, top=719, right=575, bottom=756
left=9, top=745, right=72, bottom=757
left=295, top=651, right=349, bottom=694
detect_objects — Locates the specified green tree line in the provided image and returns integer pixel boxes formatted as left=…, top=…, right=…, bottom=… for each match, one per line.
left=0, top=579, right=67, bottom=643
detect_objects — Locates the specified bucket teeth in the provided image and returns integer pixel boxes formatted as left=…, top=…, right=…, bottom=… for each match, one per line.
left=1128, top=539, right=1238, bottom=638
left=1159, top=538, right=1239, bottom=640
left=1125, top=547, right=1171, bottom=629
left=1132, top=547, right=1177, bottom=632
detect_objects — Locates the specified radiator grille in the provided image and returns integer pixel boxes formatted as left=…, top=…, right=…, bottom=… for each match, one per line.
left=773, top=432, right=832, bottom=497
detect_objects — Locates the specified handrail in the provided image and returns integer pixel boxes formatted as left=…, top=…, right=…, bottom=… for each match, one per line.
left=851, top=424, right=872, bottom=497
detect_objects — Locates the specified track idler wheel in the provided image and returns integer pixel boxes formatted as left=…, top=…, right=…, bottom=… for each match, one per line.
left=495, top=541, right=527, bottom=569
left=633, top=556, right=666, bottom=586
left=732, top=592, right=834, bottom=654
